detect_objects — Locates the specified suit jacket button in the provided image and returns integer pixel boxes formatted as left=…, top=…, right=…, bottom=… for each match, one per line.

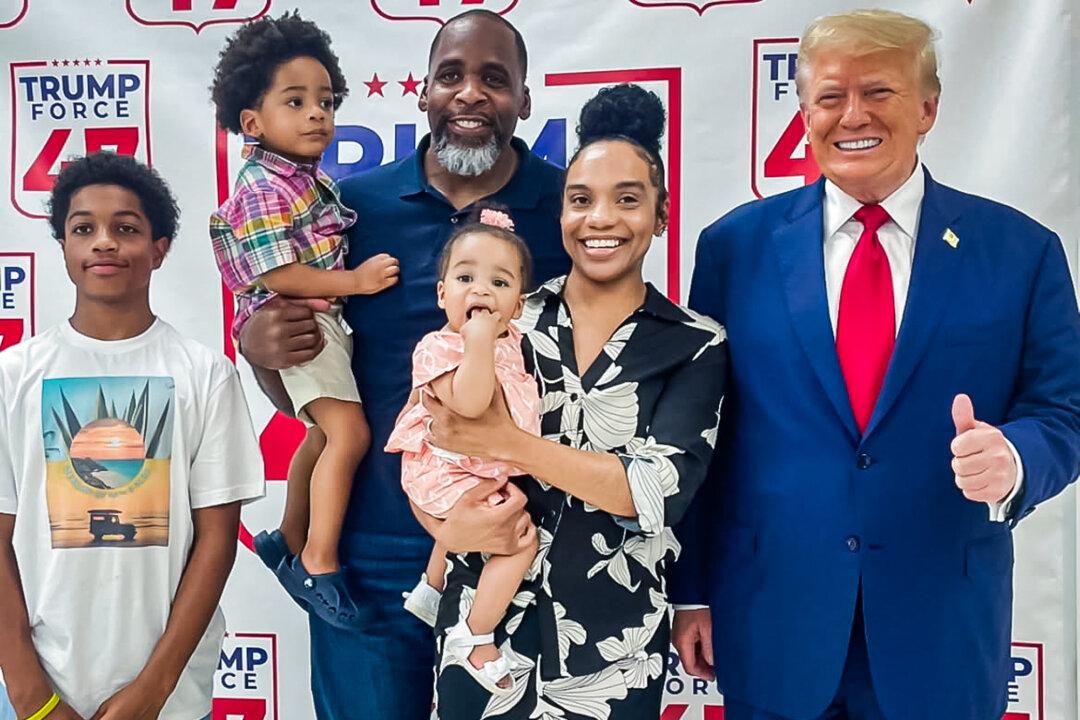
left=846, top=536, right=861, bottom=552
left=856, top=453, right=873, bottom=470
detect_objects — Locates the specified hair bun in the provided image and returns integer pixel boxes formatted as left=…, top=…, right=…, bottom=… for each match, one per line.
left=576, top=84, right=665, bottom=156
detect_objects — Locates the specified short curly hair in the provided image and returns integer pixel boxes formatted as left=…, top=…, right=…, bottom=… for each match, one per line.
left=210, top=11, right=349, bottom=134
left=47, top=152, right=180, bottom=245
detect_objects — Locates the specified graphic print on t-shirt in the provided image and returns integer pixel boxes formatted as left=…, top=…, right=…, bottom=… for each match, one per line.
left=41, top=376, right=174, bottom=549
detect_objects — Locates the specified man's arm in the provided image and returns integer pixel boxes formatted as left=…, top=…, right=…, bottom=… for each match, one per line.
left=237, top=296, right=332, bottom=416
left=948, top=233, right=1080, bottom=522
left=998, top=233, right=1080, bottom=520
left=90, top=503, right=241, bottom=720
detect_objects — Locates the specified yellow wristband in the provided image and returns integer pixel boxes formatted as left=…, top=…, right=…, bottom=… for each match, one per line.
left=23, top=693, right=59, bottom=720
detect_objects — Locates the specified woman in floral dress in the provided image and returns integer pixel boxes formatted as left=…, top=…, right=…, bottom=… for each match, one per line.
left=421, top=84, right=727, bottom=720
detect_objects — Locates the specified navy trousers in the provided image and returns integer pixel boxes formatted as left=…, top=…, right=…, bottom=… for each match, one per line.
left=308, top=532, right=436, bottom=720
left=724, top=593, right=887, bottom=720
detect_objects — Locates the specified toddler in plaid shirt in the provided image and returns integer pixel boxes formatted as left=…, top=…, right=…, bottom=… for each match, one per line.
left=209, top=12, right=399, bottom=628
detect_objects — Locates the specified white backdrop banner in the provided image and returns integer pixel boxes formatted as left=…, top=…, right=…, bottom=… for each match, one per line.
left=0, top=2, right=1076, bottom=719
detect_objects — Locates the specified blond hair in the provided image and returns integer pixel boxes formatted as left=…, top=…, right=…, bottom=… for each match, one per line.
left=796, top=9, right=941, bottom=99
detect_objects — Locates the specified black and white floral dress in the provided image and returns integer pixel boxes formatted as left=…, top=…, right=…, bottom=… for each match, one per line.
left=434, top=276, right=727, bottom=720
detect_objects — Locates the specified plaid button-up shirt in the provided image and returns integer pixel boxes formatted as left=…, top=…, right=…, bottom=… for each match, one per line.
left=210, top=144, right=357, bottom=337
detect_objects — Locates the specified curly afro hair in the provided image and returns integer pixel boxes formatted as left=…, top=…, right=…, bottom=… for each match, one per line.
left=210, top=11, right=348, bottom=134
left=47, top=152, right=180, bottom=245
left=570, top=84, right=668, bottom=222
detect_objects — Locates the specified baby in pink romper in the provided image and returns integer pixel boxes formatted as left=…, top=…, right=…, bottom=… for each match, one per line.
left=386, top=208, right=540, bottom=693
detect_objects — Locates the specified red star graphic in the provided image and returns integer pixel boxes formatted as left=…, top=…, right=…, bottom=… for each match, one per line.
left=84, top=58, right=92, bottom=66
left=95, top=59, right=102, bottom=66
left=364, top=72, right=387, bottom=97
left=399, top=72, right=422, bottom=96
left=51, top=60, right=59, bottom=67
left=61, top=59, right=70, bottom=66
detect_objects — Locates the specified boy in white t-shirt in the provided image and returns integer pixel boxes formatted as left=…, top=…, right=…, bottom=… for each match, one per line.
left=0, top=152, right=264, bottom=720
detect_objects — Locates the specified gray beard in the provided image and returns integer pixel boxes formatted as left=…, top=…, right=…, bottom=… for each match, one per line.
left=433, top=135, right=501, bottom=177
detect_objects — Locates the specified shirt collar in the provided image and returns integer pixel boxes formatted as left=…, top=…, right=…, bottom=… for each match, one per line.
left=527, top=275, right=685, bottom=324
left=241, top=143, right=319, bottom=179
left=398, top=135, right=547, bottom=210
left=824, top=161, right=925, bottom=239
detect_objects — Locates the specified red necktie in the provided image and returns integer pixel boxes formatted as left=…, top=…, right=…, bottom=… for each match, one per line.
left=836, top=204, right=894, bottom=434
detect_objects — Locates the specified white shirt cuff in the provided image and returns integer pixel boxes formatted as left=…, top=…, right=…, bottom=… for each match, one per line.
left=673, top=604, right=709, bottom=611
left=987, top=438, right=1024, bottom=522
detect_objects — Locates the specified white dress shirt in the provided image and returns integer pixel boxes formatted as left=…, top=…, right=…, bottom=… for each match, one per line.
left=823, top=164, right=1022, bottom=523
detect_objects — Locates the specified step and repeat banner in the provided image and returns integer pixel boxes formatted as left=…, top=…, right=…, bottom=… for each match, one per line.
left=1, top=1, right=1077, bottom=719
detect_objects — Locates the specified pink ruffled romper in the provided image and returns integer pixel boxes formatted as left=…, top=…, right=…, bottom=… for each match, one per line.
left=386, top=326, right=542, bottom=518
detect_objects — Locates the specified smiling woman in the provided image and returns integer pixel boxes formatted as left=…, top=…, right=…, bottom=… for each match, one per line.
left=428, top=84, right=727, bottom=720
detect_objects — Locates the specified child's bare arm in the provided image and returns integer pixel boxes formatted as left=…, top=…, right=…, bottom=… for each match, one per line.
left=89, top=503, right=241, bottom=719
left=261, top=253, right=399, bottom=297
left=0, top=514, right=69, bottom=718
left=429, top=312, right=502, bottom=418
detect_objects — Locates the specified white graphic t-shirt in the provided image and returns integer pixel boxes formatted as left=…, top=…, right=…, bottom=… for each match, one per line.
left=0, top=319, right=264, bottom=720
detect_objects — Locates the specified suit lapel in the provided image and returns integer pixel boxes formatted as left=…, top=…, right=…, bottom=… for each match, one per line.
left=771, top=179, right=860, bottom=442
left=863, top=170, right=963, bottom=438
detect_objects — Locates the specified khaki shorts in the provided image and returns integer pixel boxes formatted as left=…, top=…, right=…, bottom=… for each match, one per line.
left=281, top=309, right=361, bottom=426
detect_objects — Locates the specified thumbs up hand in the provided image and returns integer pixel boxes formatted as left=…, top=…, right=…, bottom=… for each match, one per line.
left=950, top=394, right=1017, bottom=504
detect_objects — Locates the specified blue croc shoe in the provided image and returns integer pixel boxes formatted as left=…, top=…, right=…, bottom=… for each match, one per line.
left=276, top=555, right=372, bottom=630
left=252, top=530, right=291, bottom=571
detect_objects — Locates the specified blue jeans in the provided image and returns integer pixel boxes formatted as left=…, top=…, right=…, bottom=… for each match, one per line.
left=309, top=532, right=435, bottom=720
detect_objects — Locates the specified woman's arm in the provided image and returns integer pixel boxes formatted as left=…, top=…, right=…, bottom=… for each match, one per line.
left=426, top=330, right=728, bottom=532
left=409, top=483, right=535, bottom=555
left=425, top=392, right=635, bottom=516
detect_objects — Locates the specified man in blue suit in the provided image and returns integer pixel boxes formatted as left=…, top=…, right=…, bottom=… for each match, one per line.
left=671, top=9, right=1080, bottom=720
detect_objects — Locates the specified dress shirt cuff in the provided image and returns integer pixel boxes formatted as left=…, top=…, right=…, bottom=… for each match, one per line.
left=673, top=604, right=709, bottom=611
left=987, top=438, right=1024, bottom=522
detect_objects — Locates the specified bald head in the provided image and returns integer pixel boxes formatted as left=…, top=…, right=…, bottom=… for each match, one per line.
left=428, top=10, right=527, bottom=81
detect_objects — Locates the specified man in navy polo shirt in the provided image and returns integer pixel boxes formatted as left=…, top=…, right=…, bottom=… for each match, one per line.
left=239, top=9, right=569, bottom=718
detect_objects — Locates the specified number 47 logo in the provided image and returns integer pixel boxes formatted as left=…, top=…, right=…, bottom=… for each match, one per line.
left=751, top=39, right=821, bottom=198
left=371, top=0, right=518, bottom=24
left=125, top=0, right=271, bottom=33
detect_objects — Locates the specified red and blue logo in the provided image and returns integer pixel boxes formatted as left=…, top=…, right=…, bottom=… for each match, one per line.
left=125, top=0, right=272, bottom=34
left=0, top=253, right=34, bottom=352
left=751, top=38, right=820, bottom=199
left=213, top=632, right=279, bottom=720
left=370, top=0, right=518, bottom=25
left=9, top=58, right=151, bottom=218
left=629, top=0, right=761, bottom=14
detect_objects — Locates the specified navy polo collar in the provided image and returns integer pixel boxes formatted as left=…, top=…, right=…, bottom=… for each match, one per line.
left=396, top=134, right=548, bottom=210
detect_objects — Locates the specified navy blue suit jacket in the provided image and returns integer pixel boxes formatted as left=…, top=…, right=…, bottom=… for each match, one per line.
left=672, top=169, right=1080, bottom=720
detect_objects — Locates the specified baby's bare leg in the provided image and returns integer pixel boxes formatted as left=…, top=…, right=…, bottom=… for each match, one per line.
left=300, top=398, right=370, bottom=574
left=426, top=542, right=448, bottom=592
left=279, top=427, right=325, bottom=556
left=465, top=531, right=539, bottom=683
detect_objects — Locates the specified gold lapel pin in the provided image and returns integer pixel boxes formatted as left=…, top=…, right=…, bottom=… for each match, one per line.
left=942, top=228, right=960, bottom=249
